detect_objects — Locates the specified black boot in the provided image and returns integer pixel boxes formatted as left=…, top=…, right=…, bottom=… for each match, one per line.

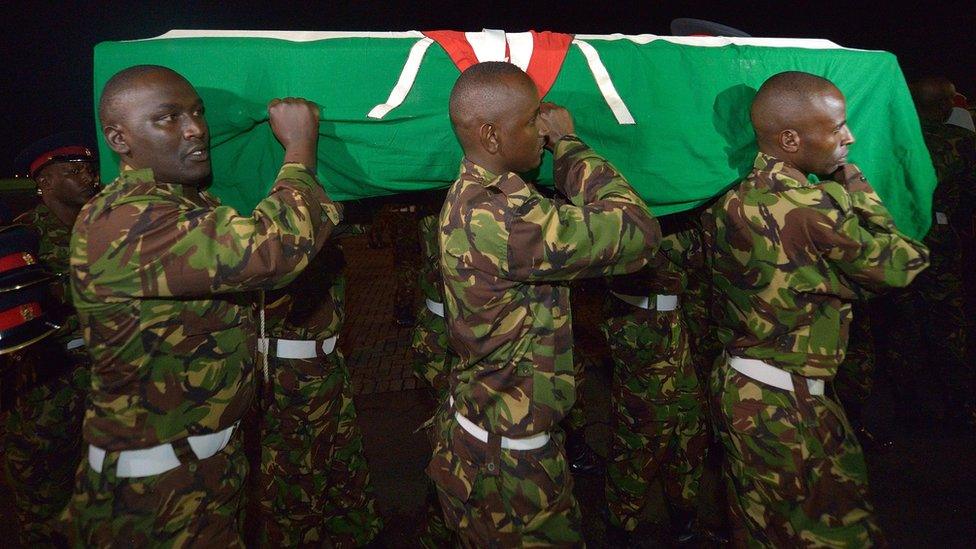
left=565, top=429, right=603, bottom=476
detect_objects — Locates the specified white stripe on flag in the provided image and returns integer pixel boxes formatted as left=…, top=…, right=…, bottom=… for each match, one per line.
left=507, top=32, right=534, bottom=72
left=145, top=29, right=426, bottom=42
left=466, top=29, right=508, bottom=62
left=367, top=37, right=435, bottom=119
left=574, top=33, right=845, bottom=50
left=572, top=39, right=636, bottom=125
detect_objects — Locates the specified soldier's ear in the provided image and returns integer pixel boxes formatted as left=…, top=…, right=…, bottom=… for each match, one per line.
left=103, top=124, right=130, bottom=156
left=480, top=122, right=499, bottom=154
left=780, top=129, right=800, bottom=153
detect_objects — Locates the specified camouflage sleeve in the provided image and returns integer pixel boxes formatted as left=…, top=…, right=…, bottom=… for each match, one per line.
left=814, top=178, right=929, bottom=293
left=84, top=163, right=341, bottom=298
left=474, top=136, right=660, bottom=282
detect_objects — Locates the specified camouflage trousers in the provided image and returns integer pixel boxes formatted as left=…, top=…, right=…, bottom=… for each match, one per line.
left=411, top=304, right=455, bottom=399
left=256, top=351, right=381, bottom=548
left=426, top=401, right=583, bottom=548
left=61, top=433, right=248, bottom=547
left=713, top=364, right=883, bottom=548
left=3, top=355, right=89, bottom=546
left=602, top=307, right=708, bottom=530
left=391, top=205, right=421, bottom=320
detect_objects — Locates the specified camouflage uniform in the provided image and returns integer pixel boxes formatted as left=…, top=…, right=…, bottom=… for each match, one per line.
left=602, top=225, right=709, bottom=532
left=878, top=121, right=975, bottom=425
left=429, top=135, right=661, bottom=546
left=704, top=153, right=929, bottom=547
left=391, top=201, right=421, bottom=324
left=3, top=204, right=90, bottom=546
left=256, top=240, right=381, bottom=548
left=63, top=164, right=340, bottom=546
left=411, top=209, right=455, bottom=399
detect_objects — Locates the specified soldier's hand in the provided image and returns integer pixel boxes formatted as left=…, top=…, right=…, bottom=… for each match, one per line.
left=269, top=98, right=320, bottom=170
left=831, top=163, right=872, bottom=193
left=539, top=103, right=574, bottom=151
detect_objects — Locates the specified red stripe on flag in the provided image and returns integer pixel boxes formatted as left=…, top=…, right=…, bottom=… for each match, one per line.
left=525, top=30, right=573, bottom=98
left=423, top=30, right=573, bottom=98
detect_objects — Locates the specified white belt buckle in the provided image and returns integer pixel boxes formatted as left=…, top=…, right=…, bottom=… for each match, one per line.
left=87, top=421, right=238, bottom=478
left=65, top=337, right=86, bottom=350
left=656, top=294, right=679, bottom=311
left=449, top=397, right=550, bottom=451
left=727, top=355, right=825, bottom=396
left=426, top=298, right=445, bottom=317
left=271, top=336, right=338, bottom=359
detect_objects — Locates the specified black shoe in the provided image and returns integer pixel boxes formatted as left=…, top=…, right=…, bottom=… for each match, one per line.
left=565, top=432, right=603, bottom=476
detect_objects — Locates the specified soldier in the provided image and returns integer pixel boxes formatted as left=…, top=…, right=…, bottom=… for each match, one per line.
left=63, top=65, right=341, bottom=546
left=704, top=71, right=929, bottom=547
left=602, top=214, right=716, bottom=544
left=887, top=76, right=975, bottom=429
left=256, top=238, right=382, bottom=548
left=4, top=132, right=99, bottom=545
left=411, top=189, right=455, bottom=399
left=428, top=61, right=661, bottom=546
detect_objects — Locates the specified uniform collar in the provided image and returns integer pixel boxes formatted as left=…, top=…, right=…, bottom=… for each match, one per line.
left=460, top=158, right=500, bottom=187
left=753, top=152, right=810, bottom=188
left=117, top=165, right=210, bottom=201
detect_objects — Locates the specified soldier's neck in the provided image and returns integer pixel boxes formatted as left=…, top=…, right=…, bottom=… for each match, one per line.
left=45, top=199, right=81, bottom=229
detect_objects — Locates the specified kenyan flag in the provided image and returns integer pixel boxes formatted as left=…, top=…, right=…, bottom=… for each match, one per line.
left=94, top=29, right=935, bottom=238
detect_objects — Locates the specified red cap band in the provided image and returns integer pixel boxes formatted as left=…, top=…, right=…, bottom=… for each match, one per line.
left=29, top=145, right=93, bottom=177
left=0, top=252, right=37, bottom=275
left=0, top=302, right=43, bottom=331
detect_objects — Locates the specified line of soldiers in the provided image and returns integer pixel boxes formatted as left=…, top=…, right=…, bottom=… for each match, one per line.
left=0, top=62, right=969, bottom=549
left=405, top=62, right=966, bottom=549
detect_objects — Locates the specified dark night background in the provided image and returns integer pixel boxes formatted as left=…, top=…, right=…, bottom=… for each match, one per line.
left=1, top=0, right=973, bottom=177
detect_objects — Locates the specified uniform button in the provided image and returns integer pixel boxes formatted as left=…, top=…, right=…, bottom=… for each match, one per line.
left=486, top=462, right=495, bottom=472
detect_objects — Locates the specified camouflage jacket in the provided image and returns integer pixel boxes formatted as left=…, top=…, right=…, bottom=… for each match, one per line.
left=439, top=135, right=661, bottom=437
left=704, top=153, right=929, bottom=379
left=14, top=203, right=80, bottom=345
left=71, top=163, right=340, bottom=450
left=607, top=217, right=704, bottom=300
left=264, top=240, right=345, bottom=341
left=920, top=120, right=976, bottom=246
left=417, top=213, right=443, bottom=303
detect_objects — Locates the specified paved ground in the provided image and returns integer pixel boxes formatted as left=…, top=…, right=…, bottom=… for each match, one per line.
left=1, top=229, right=974, bottom=547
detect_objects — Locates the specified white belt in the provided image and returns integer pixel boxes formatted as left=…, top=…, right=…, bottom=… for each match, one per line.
left=65, top=337, right=85, bottom=350
left=258, top=336, right=338, bottom=359
left=426, top=298, right=445, bottom=318
left=450, top=397, right=550, bottom=451
left=611, top=291, right=679, bottom=311
left=87, top=422, right=238, bottom=478
left=728, top=355, right=825, bottom=396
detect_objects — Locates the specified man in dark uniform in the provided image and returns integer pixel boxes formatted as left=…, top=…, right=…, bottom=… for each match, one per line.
left=4, top=132, right=99, bottom=545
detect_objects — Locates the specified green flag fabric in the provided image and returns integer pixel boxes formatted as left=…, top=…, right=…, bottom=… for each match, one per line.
left=93, top=30, right=935, bottom=238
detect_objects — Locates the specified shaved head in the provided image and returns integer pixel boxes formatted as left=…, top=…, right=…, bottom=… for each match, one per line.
left=909, top=76, right=956, bottom=122
left=751, top=71, right=839, bottom=145
left=98, top=65, right=190, bottom=128
left=448, top=62, right=544, bottom=174
left=751, top=71, right=855, bottom=178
